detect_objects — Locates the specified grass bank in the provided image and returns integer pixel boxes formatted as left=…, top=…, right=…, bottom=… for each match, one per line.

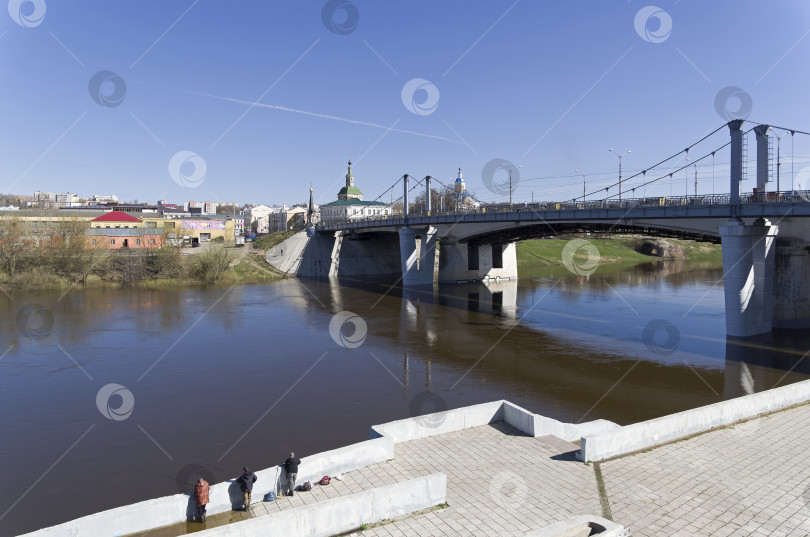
left=516, top=236, right=722, bottom=269
left=0, top=230, right=300, bottom=293
left=254, top=230, right=298, bottom=251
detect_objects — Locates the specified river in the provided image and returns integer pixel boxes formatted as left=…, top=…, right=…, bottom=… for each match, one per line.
left=2, top=261, right=809, bottom=535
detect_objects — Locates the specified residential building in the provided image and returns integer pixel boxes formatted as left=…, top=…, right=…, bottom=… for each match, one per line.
left=245, top=204, right=274, bottom=228
left=268, top=206, right=308, bottom=232
left=86, top=228, right=164, bottom=249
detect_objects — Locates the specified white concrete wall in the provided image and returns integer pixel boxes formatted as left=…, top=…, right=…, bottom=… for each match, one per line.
left=194, top=473, right=446, bottom=537
left=580, top=377, right=810, bottom=462
left=371, top=400, right=618, bottom=445
left=265, top=230, right=311, bottom=274
left=275, top=435, right=394, bottom=493
left=22, top=436, right=394, bottom=537
left=371, top=400, right=505, bottom=443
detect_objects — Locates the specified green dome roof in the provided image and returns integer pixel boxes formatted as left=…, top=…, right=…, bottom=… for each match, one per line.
left=338, top=186, right=363, bottom=196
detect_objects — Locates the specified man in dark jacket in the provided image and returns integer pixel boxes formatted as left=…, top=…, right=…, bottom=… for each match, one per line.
left=237, top=467, right=257, bottom=510
left=284, top=452, right=301, bottom=496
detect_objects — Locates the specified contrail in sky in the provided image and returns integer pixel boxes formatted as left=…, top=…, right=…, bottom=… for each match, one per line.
left=193, top=91, right=463, bottom=145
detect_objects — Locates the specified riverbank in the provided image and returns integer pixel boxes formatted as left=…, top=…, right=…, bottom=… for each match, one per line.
left=516, top=236, right=722, bottom=267
left=0, top=233, right=721, bottom=293
left=0, top=244, right=286, bottom=293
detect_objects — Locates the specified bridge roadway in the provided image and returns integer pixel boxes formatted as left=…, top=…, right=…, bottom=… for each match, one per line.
left=316, top=195, right=810, bottom=242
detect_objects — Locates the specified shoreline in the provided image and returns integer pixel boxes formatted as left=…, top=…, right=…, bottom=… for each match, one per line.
left=1, top=235, right=722, bottom=294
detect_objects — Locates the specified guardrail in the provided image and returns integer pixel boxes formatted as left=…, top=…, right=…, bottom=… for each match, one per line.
left=316, top=190, right=810, bottom=231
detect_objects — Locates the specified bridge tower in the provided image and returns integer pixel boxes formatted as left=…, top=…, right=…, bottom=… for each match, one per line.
left=398, top=174, right=437, bottom=285
left=719, top=121, right=779, bottom=338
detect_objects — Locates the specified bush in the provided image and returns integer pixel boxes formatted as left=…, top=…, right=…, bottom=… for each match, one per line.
left=151, top=247, right=184, bottom=278
left=212, top=236, right=225, bottom=243
left=188, top=247, right=231, bottom=282
left=109, top=250, right=149, bottom=286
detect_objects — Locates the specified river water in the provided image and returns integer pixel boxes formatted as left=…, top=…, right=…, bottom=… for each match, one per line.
left=2, top=261, right=810, bottom=535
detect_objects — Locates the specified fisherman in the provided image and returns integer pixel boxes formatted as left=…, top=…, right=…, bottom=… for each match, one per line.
left=236, top=467, right=257, bottom=510
left=284, top=452, right=301, bottom=496
left=194, top=477, right=210, bottom=523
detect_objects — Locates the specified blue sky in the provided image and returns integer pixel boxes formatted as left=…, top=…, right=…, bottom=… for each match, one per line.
left=2, top=1, right=810, bottom=207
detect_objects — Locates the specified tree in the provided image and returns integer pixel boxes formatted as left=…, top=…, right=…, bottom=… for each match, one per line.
left=216, top=204, right=239, bottom=215
left=0, top=215, right=29, bottom=278
left=410, top=185, right=457, bottom=213
left=41, top=218, right=102, bottom=283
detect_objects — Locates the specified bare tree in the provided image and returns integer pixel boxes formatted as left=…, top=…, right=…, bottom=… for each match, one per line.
left=0, top=215, right=29, bottom=278
left=41, top=218, right=102, bottom=283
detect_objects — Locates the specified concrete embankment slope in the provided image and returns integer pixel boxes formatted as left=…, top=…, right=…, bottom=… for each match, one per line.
left=265, top=231, right=401, bottom=278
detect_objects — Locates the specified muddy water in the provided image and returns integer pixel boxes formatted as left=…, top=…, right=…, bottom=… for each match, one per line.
left=2, top=261, right=808, bottom=535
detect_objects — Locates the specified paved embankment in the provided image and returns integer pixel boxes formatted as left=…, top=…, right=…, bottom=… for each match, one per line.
left=26, top=387, right=810, bottom=536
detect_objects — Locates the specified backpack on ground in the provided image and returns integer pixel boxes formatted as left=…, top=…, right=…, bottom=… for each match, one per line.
left=319, top=476, right=331, bottom=485
left=263, top=491, right=276, bottom=502
left=302, top=481, right=312, bottom=491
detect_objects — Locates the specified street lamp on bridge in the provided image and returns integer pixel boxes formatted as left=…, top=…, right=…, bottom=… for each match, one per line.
left=499, top=163, right=522, bottom=206
left=609, top=148, right=631, bottom=202
left=575, top=169, right=586, bottom=201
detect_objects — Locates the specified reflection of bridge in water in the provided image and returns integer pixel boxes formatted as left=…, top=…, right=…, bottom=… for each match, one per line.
left=287, top=267, right=810, bottom=425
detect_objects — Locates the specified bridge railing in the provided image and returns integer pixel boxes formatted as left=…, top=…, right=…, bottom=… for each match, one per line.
left=315, top=190, right=810, bottom=230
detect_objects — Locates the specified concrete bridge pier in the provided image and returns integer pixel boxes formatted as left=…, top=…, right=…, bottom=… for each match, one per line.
left=773, top=238, right=810, bottom=329
left=399, top=226, right=437, bottom=286
left=719, top=217, right=779, bottom=337
left=437, top=241, right=518, bottom=284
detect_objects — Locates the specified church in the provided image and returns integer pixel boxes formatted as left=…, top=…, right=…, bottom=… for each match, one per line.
left=320, top=160, right=390, bottom=224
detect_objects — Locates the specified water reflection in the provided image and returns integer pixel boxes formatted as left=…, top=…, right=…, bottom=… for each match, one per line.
left=2, top=262, right=810, bottom=535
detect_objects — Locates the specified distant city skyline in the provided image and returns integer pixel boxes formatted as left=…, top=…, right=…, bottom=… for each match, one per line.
left=3, top=2, right=810, bottom=208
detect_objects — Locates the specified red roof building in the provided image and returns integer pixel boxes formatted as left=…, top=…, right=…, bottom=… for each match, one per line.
left=91, top=211, right=142, bottom=223
left=90, top=211, right=143, bottom=228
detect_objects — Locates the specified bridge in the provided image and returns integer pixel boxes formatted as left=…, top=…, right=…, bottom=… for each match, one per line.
left=267, top=120, right=810, bottom=338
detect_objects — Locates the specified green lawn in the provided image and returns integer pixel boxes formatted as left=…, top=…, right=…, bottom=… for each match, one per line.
left=516, top=236, right=722, bottom=268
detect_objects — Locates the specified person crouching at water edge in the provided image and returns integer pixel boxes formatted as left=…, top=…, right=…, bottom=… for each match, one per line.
left=284, top=452, right=301, bottom=496
left=237, top=467, right=257, bottom=511
left=194, top=477, right=210, bottom=523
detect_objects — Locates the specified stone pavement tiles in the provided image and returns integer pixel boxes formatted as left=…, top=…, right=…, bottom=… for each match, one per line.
left=600, top=403, right=810, bottom=537
left=269, top=422, right=604, bottom=537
